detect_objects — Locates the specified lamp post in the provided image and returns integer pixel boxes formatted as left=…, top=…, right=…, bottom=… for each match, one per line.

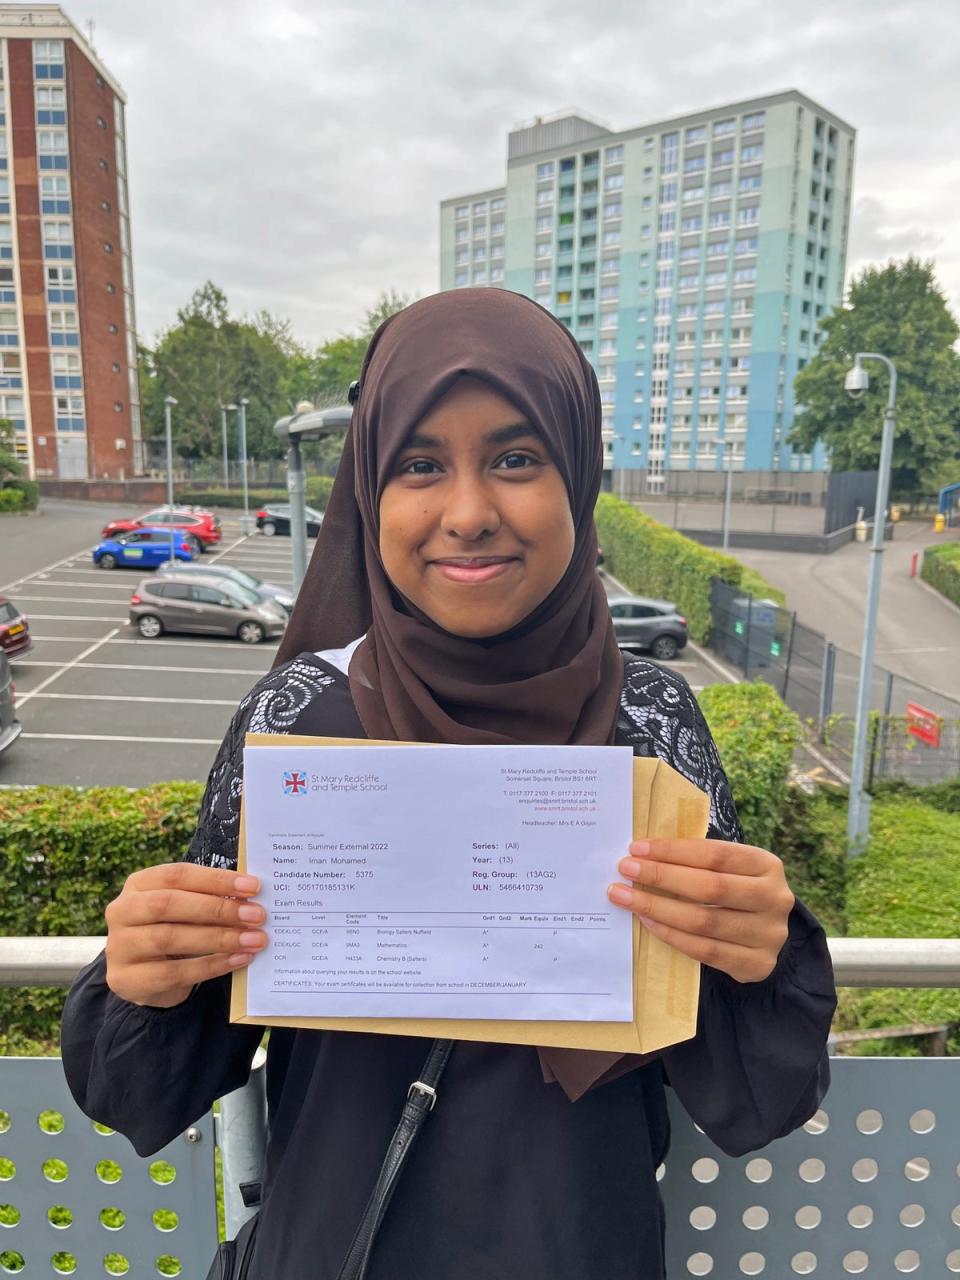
left=844, top=352, right=898, bottom=855
left=616, top=435, right=627, bottom=501
left=720, top=440, right=734, bottom=553
left=220, top=403, right=236, bottom=489
left=237, top=398, right=252, bottom=535
left=163, top=396, right=178, bottom=566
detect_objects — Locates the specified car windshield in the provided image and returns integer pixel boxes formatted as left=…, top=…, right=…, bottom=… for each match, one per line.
left=225, top=567, right=260, bottom=589
left=221, top=580, right=260, bottom=607
left=0, top=602, right=18, bottom=624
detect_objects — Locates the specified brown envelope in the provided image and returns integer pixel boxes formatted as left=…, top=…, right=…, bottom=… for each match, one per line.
left=230, top=733, right=708, bottom=1054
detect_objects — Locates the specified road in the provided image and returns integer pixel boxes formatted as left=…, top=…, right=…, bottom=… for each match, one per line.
left=734, top=520, right=960, bottom=702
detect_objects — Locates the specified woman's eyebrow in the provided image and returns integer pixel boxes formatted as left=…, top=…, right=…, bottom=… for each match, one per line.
left=399, top=422, right=535, bottom=451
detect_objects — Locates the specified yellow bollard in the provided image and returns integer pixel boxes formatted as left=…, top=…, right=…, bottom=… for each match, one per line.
left=890, top=505, right=901, bottom=523
left=934, top=512, right=946, bottom=534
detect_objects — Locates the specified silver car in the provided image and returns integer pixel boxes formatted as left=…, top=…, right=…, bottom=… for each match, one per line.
left=607, top=594, right=688, bottom=661
left=157, top=561, right=295, bottom=614
left=129, top=573, right=288, bottom=644
left=0, top=650, right=21, bottom=756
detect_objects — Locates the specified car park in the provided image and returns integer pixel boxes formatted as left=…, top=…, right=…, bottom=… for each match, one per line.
left=0, top=650, right=21, bottom=756
left=0, top=596, right=32, bottom=660
left=129, top=572, right=288, bottom=643
left=93, top=528, right=195, bottom=570
left=101, top=506, right=222, bottom=553
left=157, top=561, right=295, bottom=613
left=256, top=503, right=324, bottom=537
left=607, top=594, right=688, bottom=661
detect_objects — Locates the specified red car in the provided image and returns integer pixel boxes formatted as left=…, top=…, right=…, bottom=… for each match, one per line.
left=101, top=506, right=222, bottom=553
left=0, top=595, right=32, bottom=659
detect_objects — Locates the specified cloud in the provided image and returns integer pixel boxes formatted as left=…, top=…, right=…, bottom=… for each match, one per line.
left=84, top=0, right=960, bottom=344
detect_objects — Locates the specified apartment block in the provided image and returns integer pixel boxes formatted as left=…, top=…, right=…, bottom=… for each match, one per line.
left=440, top=92, right=855, bottom=486
left=0, top=4, right=142, bottom=480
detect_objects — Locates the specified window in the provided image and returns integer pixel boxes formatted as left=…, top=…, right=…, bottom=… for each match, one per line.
left=472, top=201, right=487, bottom=215
left=657, top=240, right=675, bottom=261
left=603, top=172, right=623, bottom=191
left=455, top=249, right=468, bottom=266
left=705, top=239, right=728, bottom=257
left=536, top=162, right=555, bottom=179
left=536, top=188, right=553, bottom=206
left=535, top=215, right=553, bottom=232
left=535, top=241, right=551, bottom=259
left=710, top=181, right=732, bottom=199
left=472, top=221, right=485, bottom=238
left=712, top=148, right=734, bottom=167
left=36, top=83, right=66, bottom=124
left=741, top=144, right=764, bottom=163
left=534, top=267, right=551, bottom=284
left=603, top=200, right=622, bottom=220
left=738, top=174, right=762, bottom=193
left=655, top=269, right=674, bottom=290
left=37, top=130, right=68, bottom=169
left=737, top=205, right=759, bottom=225
left=678, top=244, right=700, bottom=261
left=684, top=155, right=705, bottom=173
left=681, top=215, right=702, bottom=233
left=682, top=186, right=704, bottom=204
left=490, top=219, right=504, bottom=236
left=600, top=284, right=619, bottom=300
left=42, top=219, right=73, bottom=259
left=734, top=236, right=758, bottom=254
left=556, top=290, right=572, bottom=306
left=560, top=157, right=576, bottom=173
left=40, top=173, right=70, bottom=215
left=600, top=338, right=617, bottom=354
left=604, top=145, right=624, bottom=164
left=742, top=111, right=765, bottom=131
left=455, top=227, right=468, bottom=243
left=490, top=197, right=505, bottom=212
left=703, top=271, right=726, bottom=288
left=472, top=268, right=487, bottom=284
left=472, top=245, right=486, bottom=261
left=733, top=267, right=756, bottom=284
left=685, top=125, right=707, bottom=143
left=709, top=210, right=730, bottom=228
left=559, top=183, right=575, bottom=199
left=660, top=182, right=677, bottom=204
left=659, top=211, right=676, bottom=232
left=33, top=39, right=65, bottom=78
left=454, top=204, right=468, bottom=219
left=602, top=229, right=621, bottom=247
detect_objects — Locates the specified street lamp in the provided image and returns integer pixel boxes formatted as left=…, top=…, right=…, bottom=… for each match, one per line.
left=719, top=440, right=734, bottom=553
left=237, top=398, right=252, bottom=535
left=844, top=352, right=898, bottom=855
left=615, top=435, right=627, bottom=501
left=220, top=403, right=236, bottom=489
left=273, top=402, right=352, bottom=596
left=163, top=396, right=178, bottom=566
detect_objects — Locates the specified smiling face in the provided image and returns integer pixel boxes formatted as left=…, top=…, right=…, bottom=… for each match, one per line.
left=378, top=377, right=576, bottom=639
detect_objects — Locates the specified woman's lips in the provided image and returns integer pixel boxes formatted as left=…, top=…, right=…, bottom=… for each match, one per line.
left=430, top=557, right=518, bottom=584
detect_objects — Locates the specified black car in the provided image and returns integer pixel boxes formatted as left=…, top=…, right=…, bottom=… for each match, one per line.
left=0, top=650, right=21, bottom=756
left=607, top=594, right=688, bottom=661
left=256, top=504, right=324, bottom=537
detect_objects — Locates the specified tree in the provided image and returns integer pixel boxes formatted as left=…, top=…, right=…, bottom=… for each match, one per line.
left=789, top=258, right=960, bottom=495
left=0, top=417, right=23, bottom=481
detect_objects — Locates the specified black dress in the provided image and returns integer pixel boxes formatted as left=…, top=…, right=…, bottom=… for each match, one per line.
left=61, top=654, right=836, bottom=1280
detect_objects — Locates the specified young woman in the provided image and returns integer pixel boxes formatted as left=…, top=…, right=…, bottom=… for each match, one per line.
left=62, top=289, right=835, bottom=1280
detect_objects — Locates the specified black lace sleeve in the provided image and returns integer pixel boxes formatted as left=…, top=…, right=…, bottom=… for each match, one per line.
left=616, top=657, right=743, bottom=842
left=186, top=655, right=340, bottom=868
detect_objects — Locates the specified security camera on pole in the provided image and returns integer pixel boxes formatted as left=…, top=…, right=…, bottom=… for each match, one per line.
left=843, top=352, right=898, bottom=856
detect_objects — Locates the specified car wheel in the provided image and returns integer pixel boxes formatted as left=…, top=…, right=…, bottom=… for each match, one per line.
left=261, top=521, right=277, bottom=537
left=186, top=535, right=202, bottom=556
left=238, top=621, right=265, bottom=644
left=99, top=553, right=117, bottom=570
left=138, top=614, right=163, bottom=639
left=651, top=635, right=678, bottom=662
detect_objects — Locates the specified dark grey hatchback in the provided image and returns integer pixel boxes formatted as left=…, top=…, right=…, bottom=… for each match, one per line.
left=607, top=594, right=688, bottom=661
left=0, top=650, right=21, bottom=757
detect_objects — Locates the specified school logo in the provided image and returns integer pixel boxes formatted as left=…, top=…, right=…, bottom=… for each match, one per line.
left=282, top=770, right=308, bottom=796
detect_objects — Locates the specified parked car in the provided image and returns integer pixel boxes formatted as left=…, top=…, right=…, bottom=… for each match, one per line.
left=93, top=528, right=195, bottom=570
left=129, top=573, right=288, bottom=644
left=157, top=561, right=295, bottom=613
left=607, top=594, right=688, bottom=661
left=0, top=596, right=32, bottom=660
left=0, top=650, right=21, bottom=757
left=101, top=506, right=222, bottom=553
left=256, top=503, right=324, bottom=537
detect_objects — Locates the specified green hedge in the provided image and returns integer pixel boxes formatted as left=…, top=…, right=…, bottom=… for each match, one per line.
left=594, top=494, right=784, bottom=641
left=180, top=475, right=335, bottom=512
left=0, top=487, right=25, bottom=512
left=6, top=476, right=39, bottom=509
left=698, top=681, right=802, bottom=852
left=304, top=475, right=335, bottom=508
left=921, top=542, right=960, bottom=608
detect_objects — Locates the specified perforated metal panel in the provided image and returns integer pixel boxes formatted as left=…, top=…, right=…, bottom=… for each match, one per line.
left=663, top=1057, right=960, bottom=1276
left=0, top=1057, right=217, bottom=1277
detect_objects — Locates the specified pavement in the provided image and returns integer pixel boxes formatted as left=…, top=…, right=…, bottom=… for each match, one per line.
left=733, top=519, right=960, bottom=702
left=1, top=499, right=310, bottom=787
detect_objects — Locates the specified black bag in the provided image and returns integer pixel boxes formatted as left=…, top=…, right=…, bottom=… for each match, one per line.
left=206, top=1039, right=453, bottom=1280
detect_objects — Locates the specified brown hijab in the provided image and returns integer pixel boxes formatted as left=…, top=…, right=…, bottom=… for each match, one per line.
left=275, top=288, right=637, bottom=1099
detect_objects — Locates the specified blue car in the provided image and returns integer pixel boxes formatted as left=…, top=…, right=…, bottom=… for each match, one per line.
left=93, top=527, right=195, bottom=570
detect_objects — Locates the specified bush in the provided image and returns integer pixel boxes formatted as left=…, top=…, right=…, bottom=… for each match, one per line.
left=2, top=477, right=38, bottom=510
left=596, top=494, right=742, bottom=642
left=921, top=542, right=960, bottom=608
left=595, top=494, right=785, bottom=640
left=697, top=681, right=802, bottom=851
left=0, top=487, right=25, bottom=512
left=304, top=475, right=335, bottom=509
left=772, top=785, right=847, bottom=935
left=0, top=783, right=202, bottom=1053
left=178, top=487, right=286, bottom=509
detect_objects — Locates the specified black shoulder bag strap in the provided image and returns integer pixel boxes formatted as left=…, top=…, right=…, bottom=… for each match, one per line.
left=336, top=1037, right=455, bottom=1280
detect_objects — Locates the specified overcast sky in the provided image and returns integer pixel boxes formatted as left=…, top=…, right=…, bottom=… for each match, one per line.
left=79, top=0, right=959, bottom=348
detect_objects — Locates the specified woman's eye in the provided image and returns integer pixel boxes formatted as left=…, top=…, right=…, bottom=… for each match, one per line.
left=401, top=458, right=440, bottom=476
left=496, top=452, right=537, bottom=471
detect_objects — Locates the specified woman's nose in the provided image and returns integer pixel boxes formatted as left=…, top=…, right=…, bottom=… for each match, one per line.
left=440, top=477, right=501, bottom=542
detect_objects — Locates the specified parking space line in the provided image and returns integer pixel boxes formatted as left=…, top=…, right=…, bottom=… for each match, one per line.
left=23, top=660, right=265, bottom=674
left=30, top=635, right=266, bottom=651
left=0, top=543, right=95, bottom=594
left=17, top=628, right=119, bottom=708
left=18, top=613, right=128, bottom=623
left=31, top=693, right=237, bottom=705
left=22, top=733, right=223, bottom=745
left=208, top=533, right=252, bottom=563
left=26, top=580, right=134, bottom=590
left=15, top=594, right=134, bottom=605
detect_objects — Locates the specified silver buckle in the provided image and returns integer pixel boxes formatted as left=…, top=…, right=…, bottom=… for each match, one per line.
left=408, top=1080, right=437, bottom=1111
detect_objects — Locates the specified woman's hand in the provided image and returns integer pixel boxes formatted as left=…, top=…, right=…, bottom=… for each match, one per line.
left=608, top=839, right=795, bottom=984
left=104, top=863, right=267, bottom=1009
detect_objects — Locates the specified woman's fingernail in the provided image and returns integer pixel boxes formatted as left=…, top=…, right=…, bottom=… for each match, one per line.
left=620, top=857, right=643, bottom=879
left=608, top=884, right=634, bottom=907
left=228, top=953, right=252, bottom=966
left=238, top=931, right=265, bottom=949
left=234, top=875, right=259, bottom=894
left=237, top=904, right=265, bottom=923
left=630, top=840, right=651, bottom=856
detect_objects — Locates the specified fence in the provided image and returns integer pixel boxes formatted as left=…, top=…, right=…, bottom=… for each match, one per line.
left=710, top=579, right=960, bottom=783
left=1, top=937, right=959, bottom=1278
